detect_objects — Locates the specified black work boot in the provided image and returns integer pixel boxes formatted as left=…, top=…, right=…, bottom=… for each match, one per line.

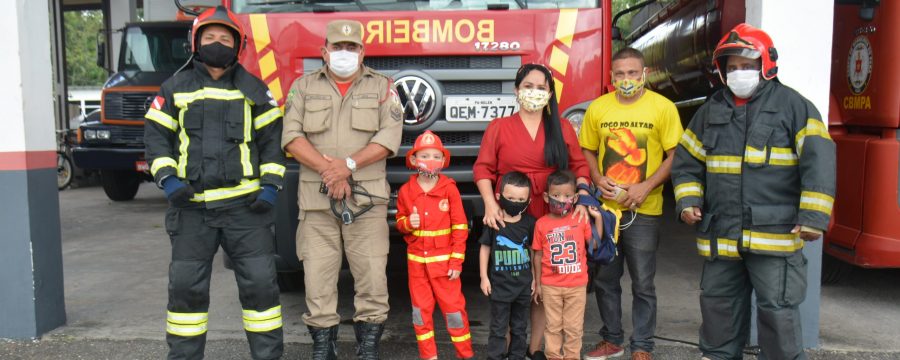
left=308, top=325, right=338, bottom=360
left=353, top=321, right=385, bottom=360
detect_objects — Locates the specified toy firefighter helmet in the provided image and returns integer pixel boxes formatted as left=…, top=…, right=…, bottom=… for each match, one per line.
left=191, top=5, right=245, bottom=55
left=406, top=130, right=451, bottom=169
left=713, top=23, right=779, bottom=81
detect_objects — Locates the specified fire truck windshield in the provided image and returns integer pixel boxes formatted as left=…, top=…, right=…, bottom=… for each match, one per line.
left=121, top=26, right=192, bottom=73
left=233, top=0, right=597, bottom=13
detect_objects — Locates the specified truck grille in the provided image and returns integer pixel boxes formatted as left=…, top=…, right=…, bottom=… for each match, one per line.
left=109, top=126, right=145, bottom=146
left=104, top=92, right=156, bottom=121
left=401, top=131, right=482, bottom=146
left=443, top=81, right=502, bottom=95
left=363, top=56, right=502, bottom=70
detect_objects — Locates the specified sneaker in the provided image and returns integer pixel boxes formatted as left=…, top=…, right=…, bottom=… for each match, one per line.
left=584, top=341, right=625, bottom=360
left=527, top=350, right=547, bottom=360
left=631, top=351, right=652, bottom=360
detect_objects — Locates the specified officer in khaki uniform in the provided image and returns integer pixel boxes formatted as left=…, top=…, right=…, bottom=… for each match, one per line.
left=281, top=20, right=402, bottom=360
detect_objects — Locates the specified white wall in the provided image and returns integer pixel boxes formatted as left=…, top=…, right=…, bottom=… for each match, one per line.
left=0, top=0, right=55, bottom=153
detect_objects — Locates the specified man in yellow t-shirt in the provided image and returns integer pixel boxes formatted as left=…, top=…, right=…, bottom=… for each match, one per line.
left=579, top=47, right=682, bottom=360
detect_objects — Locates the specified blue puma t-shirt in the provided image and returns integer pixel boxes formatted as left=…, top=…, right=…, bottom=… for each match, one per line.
left=478, top=214, right=536, bottom=302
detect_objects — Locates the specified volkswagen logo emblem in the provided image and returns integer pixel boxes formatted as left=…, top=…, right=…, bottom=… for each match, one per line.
left=393, top=76, right=436, bottom=125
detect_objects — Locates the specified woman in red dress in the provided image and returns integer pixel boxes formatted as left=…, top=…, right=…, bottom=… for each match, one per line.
left=474, top=63, right=591, bottom=359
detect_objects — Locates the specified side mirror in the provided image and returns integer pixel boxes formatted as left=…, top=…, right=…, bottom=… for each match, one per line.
left=612, top=26, right=622, bottom=41
left=95, top=30, right=109, bottom=71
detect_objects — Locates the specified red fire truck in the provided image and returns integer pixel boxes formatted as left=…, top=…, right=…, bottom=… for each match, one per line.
left=626, top=0, right=900, bottom=283
left=176, top=0, right=614, bottom=286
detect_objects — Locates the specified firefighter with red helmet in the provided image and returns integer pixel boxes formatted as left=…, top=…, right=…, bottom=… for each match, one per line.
left=395, top=131, right=473, bottom=360
left=144, top=6, right=285, bottom=359
left=672, top=23, right=835, bottom=359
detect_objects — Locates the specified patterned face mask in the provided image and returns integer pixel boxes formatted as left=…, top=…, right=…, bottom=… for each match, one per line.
left=416, top=158, right=444, bottom=178
left=548, top=197, right=575, bottom=216
left=614, top=71, right=645, bottom=98
left=516, top=88, right=551, bottom=112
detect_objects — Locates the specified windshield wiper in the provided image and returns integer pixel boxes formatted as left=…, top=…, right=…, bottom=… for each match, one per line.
left=514, top=0, right=527, bottom=9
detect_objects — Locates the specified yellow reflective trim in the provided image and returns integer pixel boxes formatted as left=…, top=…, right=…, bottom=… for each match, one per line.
left=151, top=157, right=178, bottom=177
left=744, top=145, right=767, bottom=164
left=243, top=317, right=283, bottom=332
left=679, top=130, right=706, bottom=162
left=800, top=191, right=834, bottom=215
left=696, top=238, right=711, bottom=257
left=260, top=163, right=286, bottom=177
left=450, top=252, right=465, bottom=260
left=769, top=147, right=799, bottom=166
left=674, top=182, right=703, bottom=201
left=240, top=103, right=253, bottom=177
left=166, top=311, right=208, bottom=325
left=795, top=118, right=831, bottom=156
left=707, top=155, right=742, bottom=174
left=451, top=224, right=468, bottom=230
left=696, top=238, right=741, bottom=258
left=416, top=331, right=435, bottom=341
left=253, top=107, right=282, bottom=130
left=742, top=230, right=803, bottom=252
left=451, top=333, right=471, bottom=343
left=407, top=253, right=451, bottom=263
left=173, top=88, right=244, bottom=108
left=166, top=322, right=208, bottom=337
left=242, top=305, right=281, bottom=321
left=191, top=179, right=261, bottom=203
left=146, top=108, right=178, bottom=131
left=411, top=228, right=452, bottom=237
left=177, top=109, right=189, bottom=178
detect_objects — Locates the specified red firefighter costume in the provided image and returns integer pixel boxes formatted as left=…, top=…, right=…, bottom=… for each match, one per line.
left=396, top=131, right=473, bottom=359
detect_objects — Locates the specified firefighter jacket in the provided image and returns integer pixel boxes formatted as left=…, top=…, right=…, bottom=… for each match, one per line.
left=396, top=174, right=469, bottom=276
left=281, top=66, right=403, bottom=212
left=145, top=61, right=286, bottom=208
left=672, top=80, right=836, bottom=259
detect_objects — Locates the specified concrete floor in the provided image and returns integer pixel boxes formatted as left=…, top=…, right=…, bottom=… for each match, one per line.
left=2, top=183, right=899, bottom=359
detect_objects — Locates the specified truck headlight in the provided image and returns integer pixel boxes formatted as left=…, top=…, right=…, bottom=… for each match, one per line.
left=97, top=130, right=111, bottom=140
left=84, top=129, right=97, bottom=140
left=567, top=110, right=585, bottom=135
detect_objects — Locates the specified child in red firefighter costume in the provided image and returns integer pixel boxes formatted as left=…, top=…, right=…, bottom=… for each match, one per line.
left=396, top=131, right=474, bottom=359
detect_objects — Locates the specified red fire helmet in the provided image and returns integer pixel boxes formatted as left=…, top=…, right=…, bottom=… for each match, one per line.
left=713, top=23, right=779, bottom=81
left=406, top=131, right=451, bottom=169
left=190, top=6, right=245, bottom=55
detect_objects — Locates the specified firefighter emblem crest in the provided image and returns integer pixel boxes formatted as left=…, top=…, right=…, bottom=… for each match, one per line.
left=342, top=24, right=352, bottom=36
left=439, top=199, right=450, bottom=212
left=847, top=35, right=872, bottom=95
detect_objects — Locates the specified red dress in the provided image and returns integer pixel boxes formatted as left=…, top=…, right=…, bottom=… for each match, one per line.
left=473, top=114, right=591, bottom=218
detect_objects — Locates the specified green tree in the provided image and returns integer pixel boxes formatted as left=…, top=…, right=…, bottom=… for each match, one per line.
left=64, top=10, right=108, bottom=86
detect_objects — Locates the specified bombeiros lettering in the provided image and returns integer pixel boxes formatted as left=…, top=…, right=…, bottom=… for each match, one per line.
left=365, top=19, right=495, bottom=44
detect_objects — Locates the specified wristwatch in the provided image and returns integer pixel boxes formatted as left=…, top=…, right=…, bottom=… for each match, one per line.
left=345, top=157, right=357, bottom=172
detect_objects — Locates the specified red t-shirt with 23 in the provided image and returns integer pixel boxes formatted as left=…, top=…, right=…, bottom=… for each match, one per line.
left=532, top=215, right=592, bottom=288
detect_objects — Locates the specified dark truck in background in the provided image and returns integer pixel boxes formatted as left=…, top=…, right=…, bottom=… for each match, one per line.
left=73, top=21, right=191, bottom=201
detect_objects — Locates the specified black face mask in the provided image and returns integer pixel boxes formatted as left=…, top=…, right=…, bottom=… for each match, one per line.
left=198, top=42, right=237, bottom=69
left=498, top=195, right=529, bottom=217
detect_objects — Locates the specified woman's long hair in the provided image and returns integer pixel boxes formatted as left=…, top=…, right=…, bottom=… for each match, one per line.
left=514, top=64, right=569, bottom=170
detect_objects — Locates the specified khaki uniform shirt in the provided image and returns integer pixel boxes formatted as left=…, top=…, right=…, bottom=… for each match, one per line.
left=282, top=66, right=403, bottom=211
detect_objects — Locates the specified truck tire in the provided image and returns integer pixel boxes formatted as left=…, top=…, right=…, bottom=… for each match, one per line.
left=100, top=170, right=141, bottom=201
left=277, top=271, right=305, bottom=292
left=822, top=253, right=853, bottom=285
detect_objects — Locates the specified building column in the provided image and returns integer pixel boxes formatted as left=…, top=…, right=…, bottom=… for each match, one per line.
left=746, top=0, right=835, bottom=350
left=0, top=0, right=66, bottom=339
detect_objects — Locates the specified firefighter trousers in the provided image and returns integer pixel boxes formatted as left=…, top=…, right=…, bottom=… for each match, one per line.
left=164, top=205, right=283, bottom=360
left=409, top=268, right=474, bottom=359
left=699, top=251, right=808, bottom=360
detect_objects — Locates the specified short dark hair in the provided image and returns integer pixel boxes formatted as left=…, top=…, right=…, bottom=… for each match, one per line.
left=500, top=171, right=531, bottom=196
left=612, top=47, right=645, bottom=66
left=546, top=169, right=576, bottom=189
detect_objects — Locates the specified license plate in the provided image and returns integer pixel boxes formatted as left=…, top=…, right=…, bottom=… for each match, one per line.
left=445, top=96, right=518, bottom=121
left=135, top=160, right=149, bottom=172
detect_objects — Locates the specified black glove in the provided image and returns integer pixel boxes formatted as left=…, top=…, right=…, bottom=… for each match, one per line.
left=162, top=177, right=195, bottom=207
left=248, top=185, right=277, bottom=213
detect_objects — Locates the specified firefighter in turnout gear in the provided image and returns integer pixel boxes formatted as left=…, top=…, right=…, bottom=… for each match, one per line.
left=143, top=6, right=286, bottom=360
left=396, top=131, right=474, bottom=359
left=281, top=20, right=403, bottom=360
left=672, top=23, right=836, bottom=360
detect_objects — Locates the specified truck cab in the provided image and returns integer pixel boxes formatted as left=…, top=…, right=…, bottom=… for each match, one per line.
left=73, top=21, right=191, bottom=201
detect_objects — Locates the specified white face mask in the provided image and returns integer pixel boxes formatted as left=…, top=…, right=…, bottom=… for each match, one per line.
left=727, top=69, right=760, bottom=99
left=517, top=88, right=551, bottom=113
left=327, top=50, right=359, bottom=78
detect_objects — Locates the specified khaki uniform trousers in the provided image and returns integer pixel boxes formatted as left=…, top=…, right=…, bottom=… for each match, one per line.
left=298, top=205, right=390, bottom=328
left=542, top=285, right=587, bottom=359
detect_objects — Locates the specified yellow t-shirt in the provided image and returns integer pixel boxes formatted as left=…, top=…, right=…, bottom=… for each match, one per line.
left=578, top=90, right=682, bottom=215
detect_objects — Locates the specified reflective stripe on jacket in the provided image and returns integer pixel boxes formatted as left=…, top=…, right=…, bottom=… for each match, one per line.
left=672, top=80, right=836, bottom=259
left=144, top=61, right=286, bottom=208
